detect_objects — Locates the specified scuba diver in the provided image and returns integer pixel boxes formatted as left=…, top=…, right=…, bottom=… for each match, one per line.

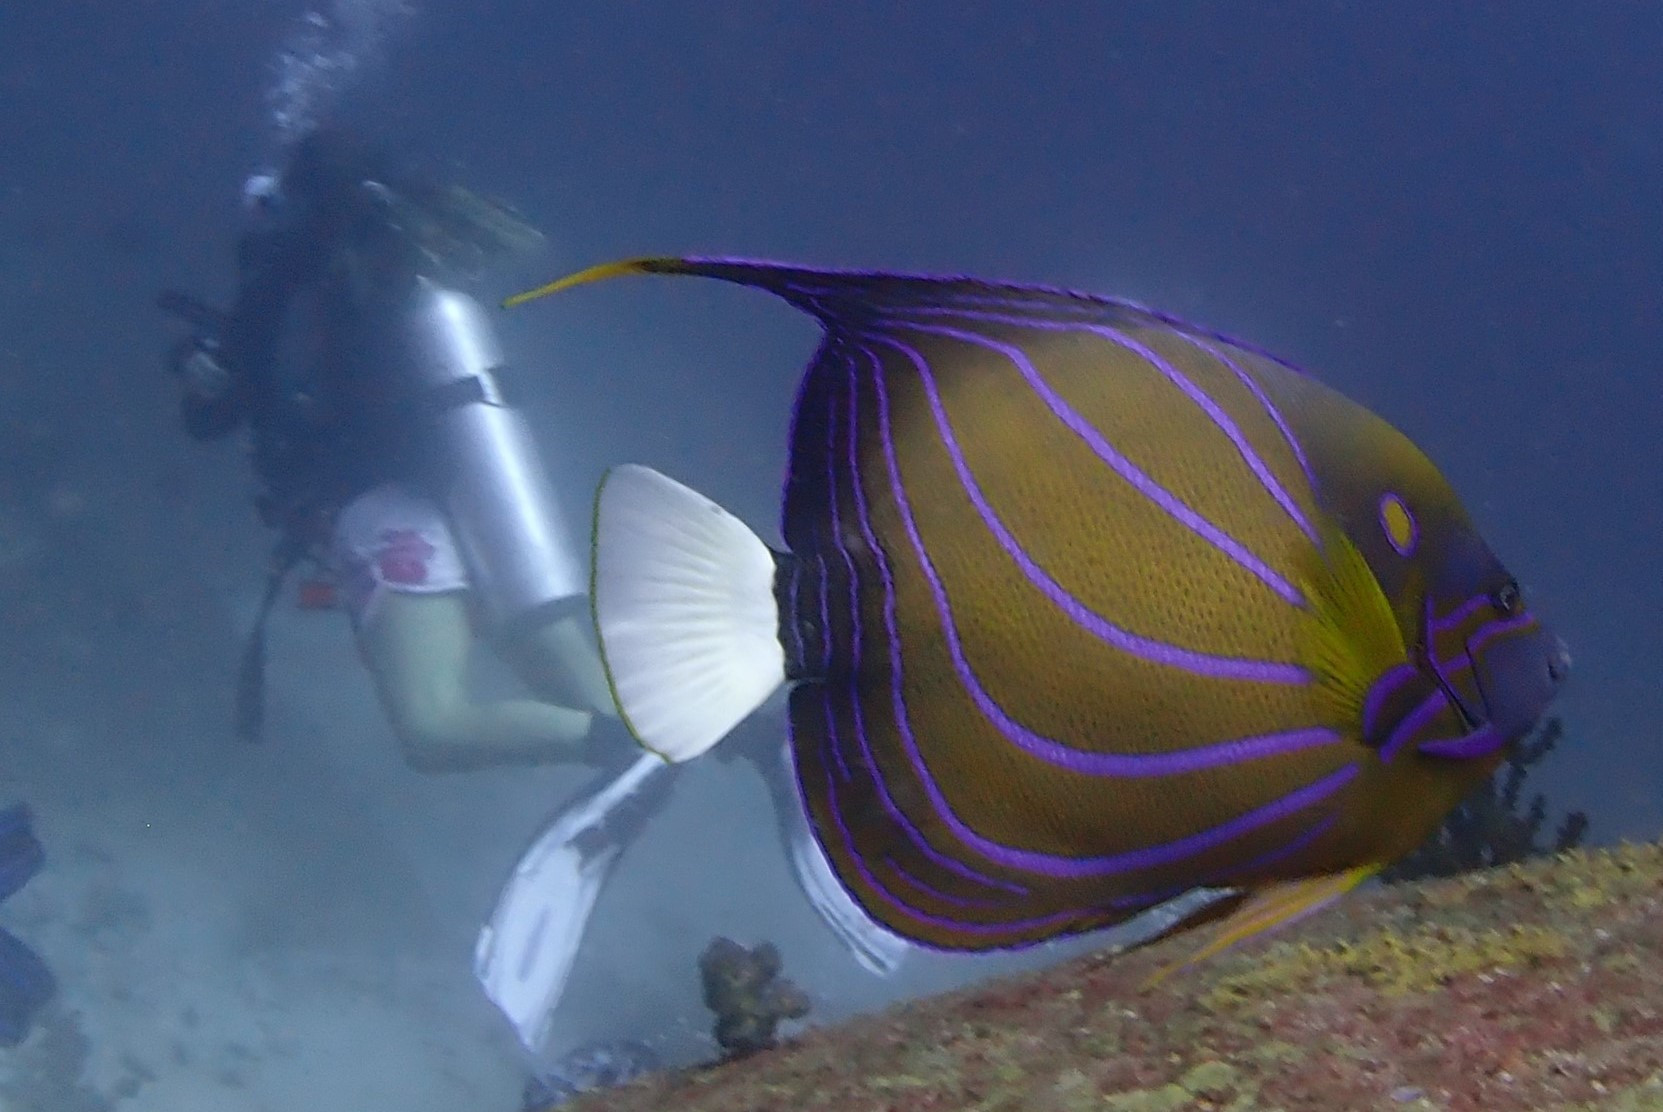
left=160, top=126, right=906, bottom=1055
left=161, top=127, right=617, bottom=774
left=0, top=803, right=56, bottom=1047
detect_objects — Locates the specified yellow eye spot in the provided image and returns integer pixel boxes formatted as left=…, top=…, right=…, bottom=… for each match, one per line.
left=1378, top=493, right=1417, bottom=557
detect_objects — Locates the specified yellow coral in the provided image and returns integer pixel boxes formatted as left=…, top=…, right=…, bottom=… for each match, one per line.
left=1203, top=921, right=1568, bottom=1006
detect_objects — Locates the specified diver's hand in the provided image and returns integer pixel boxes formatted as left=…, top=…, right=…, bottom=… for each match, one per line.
left=179, top=343, right=233, bottom=402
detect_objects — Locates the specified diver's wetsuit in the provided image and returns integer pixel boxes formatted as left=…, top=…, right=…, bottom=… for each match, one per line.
left=184, top=134, right=425, bottom=544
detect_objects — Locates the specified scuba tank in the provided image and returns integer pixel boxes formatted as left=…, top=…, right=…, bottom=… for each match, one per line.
left=392, top=277, right=585, bottom=633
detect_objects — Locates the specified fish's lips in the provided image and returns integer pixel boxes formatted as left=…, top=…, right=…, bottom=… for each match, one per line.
left=1473, top=627, right=1570, bottom=743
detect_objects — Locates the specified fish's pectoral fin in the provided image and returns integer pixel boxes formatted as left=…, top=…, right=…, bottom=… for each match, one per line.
left=1140, top=864, right=1381, bottom=991
left=591, top=464, right=787, bottom=763
left=1297, top=520, right=1411, bottom=729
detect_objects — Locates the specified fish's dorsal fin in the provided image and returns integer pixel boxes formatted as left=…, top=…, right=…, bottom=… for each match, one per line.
left=504, top=255, right=1147, bottom=334
left=503, top=257, right=673, bottom=307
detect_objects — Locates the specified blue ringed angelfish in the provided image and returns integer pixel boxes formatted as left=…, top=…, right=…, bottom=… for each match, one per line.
left=505, top=257, right=1570, bottom=975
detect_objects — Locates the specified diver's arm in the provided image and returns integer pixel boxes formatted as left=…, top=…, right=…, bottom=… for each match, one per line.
left=186, top=226, right=324, bottom=444
left=171, top=228, right=301, bottom=442
left=176, top=341, right=245, bottom=440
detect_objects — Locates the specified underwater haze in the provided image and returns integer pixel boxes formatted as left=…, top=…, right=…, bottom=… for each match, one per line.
left=0, top=2, right=1658, bottom=1109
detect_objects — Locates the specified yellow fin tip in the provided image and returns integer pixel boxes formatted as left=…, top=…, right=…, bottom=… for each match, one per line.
left=502, top=256, right=678, bottom=309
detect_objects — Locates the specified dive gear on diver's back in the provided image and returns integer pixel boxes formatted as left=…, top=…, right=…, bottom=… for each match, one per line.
left=157, top=289, right=230, bottom=336
left=392, top=278, right=585, bottom=631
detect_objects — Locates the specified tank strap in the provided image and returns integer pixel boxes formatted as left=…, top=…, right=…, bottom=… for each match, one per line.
left=232, top=532, right=309, bottom=743
left=425, top=372, right=492, bottom=414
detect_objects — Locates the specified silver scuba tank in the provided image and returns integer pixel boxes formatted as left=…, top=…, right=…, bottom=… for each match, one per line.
left=396, top=277, right=585, bottom=632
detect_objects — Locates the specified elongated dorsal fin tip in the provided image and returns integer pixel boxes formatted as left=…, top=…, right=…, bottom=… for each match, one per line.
left=503, top=256, right=680, bottom=309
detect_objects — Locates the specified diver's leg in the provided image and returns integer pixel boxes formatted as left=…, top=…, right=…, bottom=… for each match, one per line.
left=334, top=485, right=600, bottom=773
left=357, top=590, right=596, bottom=773
left=496, top=605, right=616, bottom=717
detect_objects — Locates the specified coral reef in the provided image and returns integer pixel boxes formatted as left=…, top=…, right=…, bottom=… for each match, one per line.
left=698, top=937, right=811, bottom=1060
left=553, top=839, right=1663, bottom=1111
left=522, top=1041, right=661, bottom=1111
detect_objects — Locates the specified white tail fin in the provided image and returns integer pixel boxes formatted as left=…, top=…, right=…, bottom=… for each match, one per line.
left=592, top=464, right=786, bottom=762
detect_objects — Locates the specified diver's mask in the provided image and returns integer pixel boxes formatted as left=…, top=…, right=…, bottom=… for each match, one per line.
left=241, top=171, right=286, bottom=226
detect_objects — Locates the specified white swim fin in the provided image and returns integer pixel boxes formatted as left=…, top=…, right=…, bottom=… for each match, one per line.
left=475, top=753, right=674, bottom=1052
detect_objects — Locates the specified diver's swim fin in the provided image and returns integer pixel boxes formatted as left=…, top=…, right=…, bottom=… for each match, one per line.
left=0, top=928, right=54, bottom=1047
left=0, top=804, right=43, bottom=904
left=475, top=753, right=676, bottom=1053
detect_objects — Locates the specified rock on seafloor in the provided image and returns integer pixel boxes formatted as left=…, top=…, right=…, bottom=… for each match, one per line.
left=549, top=841, right=1663, bottom=1111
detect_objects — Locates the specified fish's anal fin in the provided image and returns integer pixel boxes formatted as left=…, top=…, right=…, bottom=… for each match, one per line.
left=591, top=464, right=787, bottom=763
left=1140, top=864, right=1381, bottom=991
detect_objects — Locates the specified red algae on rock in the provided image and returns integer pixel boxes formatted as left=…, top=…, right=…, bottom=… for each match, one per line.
left=552, top=841, right=1663, bottom=1112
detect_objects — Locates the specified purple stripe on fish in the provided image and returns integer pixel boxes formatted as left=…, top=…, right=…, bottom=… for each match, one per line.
left=818, top=370, right=858, bottom=781
left=882, top=334, right=1309, bottom=686
left=1462, top=612, right=1539, bottom=660
left=1379, top=689, right=1453, bottom=763
left=883, top=853, right=1018, bottom=911
left=1185, top=334, right=1321, bottom=534
left=876, top=306, right=1319, bottom=546
left=870, top=334, right=1339, bottom=775
left=868, top=339, right=1362, bottom=877
left=817, top=384, right=855, bottom=783
left=1422, top=605, right=1536, bottom=694
left=1428, top=594, right=1494, bottom=636
left=1422, top=596, right=1484, bottom=726
left=889, top=321, right=1306, bottom=606
left=815, top=555, right=834, bottom=677
left=819, top=347, right=1030, bottom=896
left=819, top=751, right=1104, bottom=938
left=1418, top=724, right=1507, bottom=760
left=1105, top=812, right=1342, bottom=910
left=1422, top=610, right=1538, bottom=698
left=825, top=667, right=1350, bottom=937
left=1362, top=663, right=1420, bottom=742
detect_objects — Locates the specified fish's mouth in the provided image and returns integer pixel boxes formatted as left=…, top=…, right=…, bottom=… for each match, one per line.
left=1432, top=660, right=1483, bottom=731
left=1411, top=619, right=1569, bottom=762
left=1462, top=629, right=1570, bottom=749
left=1410, top=620, right=1485, bottom=732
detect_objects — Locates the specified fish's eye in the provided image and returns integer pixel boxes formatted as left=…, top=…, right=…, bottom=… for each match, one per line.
left=1377, top=492, right=1418, bottom=557
left=1491, top=579, right=1523, bottom=616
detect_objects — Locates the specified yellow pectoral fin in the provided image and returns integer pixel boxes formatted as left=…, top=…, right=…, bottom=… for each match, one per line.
left=1297, top=521, right=1411, bottom=728
left=1141, top=864, right=1381, bottom=991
